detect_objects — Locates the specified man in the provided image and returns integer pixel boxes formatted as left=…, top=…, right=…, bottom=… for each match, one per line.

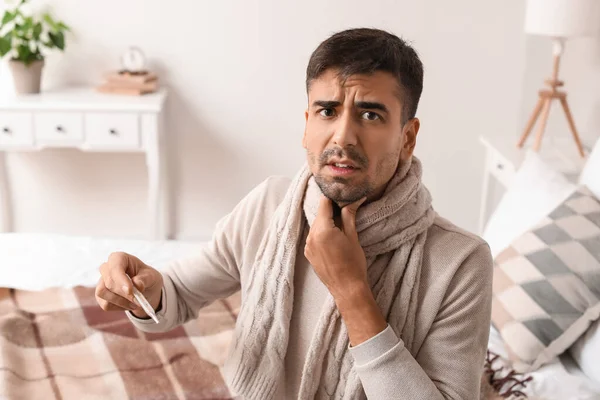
left=96, top=28, right=493, bottom=399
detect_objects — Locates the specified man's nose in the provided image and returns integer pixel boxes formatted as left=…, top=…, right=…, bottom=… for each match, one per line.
left=331, top=113, right=358, bottom=148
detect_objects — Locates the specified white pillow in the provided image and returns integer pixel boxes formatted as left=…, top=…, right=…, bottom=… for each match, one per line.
left=570, top=319, right=600, bottom=385
left=580, top=137, right=600, bottom=199
left=572, top=137, right=600, bottom=385
left=482, top=150, right=577, bottom=257
left=574, top=141, right=600, bottom=384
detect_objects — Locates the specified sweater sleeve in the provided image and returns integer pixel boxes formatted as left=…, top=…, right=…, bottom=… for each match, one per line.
left=127, top=178, right=279, bottom=332
left=349, top=243, right=493, bottom=400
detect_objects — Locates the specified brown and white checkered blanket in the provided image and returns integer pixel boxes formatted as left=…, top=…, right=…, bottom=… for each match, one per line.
left=0, top=286, right=510, bottom=400
left=0, top=286, right=241, bottom=400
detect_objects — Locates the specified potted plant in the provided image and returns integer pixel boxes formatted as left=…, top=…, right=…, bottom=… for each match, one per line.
left=0, top=0, right=69, bottom=94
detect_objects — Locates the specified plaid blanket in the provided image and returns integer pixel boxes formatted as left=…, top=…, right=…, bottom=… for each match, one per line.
left=0, top=286, right=509, bottom=400
left=0, top=286, right=240, bottom=400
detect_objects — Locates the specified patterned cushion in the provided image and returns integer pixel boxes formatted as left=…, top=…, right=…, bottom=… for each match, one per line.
left=491, top=186, right=600, bottom=371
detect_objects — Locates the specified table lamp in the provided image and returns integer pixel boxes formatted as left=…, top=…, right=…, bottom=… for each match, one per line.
left=517, top=0, right=600, bottom=157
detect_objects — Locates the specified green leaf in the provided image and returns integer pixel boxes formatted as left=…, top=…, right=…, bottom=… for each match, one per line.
left=16, top=43, right=31, bottom=63
left=22, top=16, right=33, bottom=31
left=46, top=33, right=56, bottom=48
left=16, top=44, right=41, bottom=65
left=1, top=11, right=16, bottom=26
left=13, top=26, right=28, bottom=42
left=0, top=33, right=12, bottom=57
left=48, top=31, right=64, bottom=50
left=33, top=22, right=42, bottom=39
left=57, top=21, right=70, bottom=32
left=43, top=13, right=58, bottom=31
left=56, top=31, right=64, bottom=49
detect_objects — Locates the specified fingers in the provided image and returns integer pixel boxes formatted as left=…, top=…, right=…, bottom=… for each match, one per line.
left=106, top=252, right=136, bottom=298
left=341, top=197, right=367, bottom=235
left=131, top=270, right=157, bottom=293
left=99, top=264, right=132, bottom=305
left=99, top=251, right=142, bottom=304
left=95, top=277, right=138, bottom=312
left=96, top=252, right=159, bottom=313
left=315, top=195, right=334, bottom=226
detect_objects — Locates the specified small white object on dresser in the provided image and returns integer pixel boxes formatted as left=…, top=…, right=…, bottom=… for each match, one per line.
left=0, top=86, right=169, bottom=239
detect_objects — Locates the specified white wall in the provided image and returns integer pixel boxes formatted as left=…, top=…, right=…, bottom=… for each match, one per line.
left=1, top=0, right=534, bottom=240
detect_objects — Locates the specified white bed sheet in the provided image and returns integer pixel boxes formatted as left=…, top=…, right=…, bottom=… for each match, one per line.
left=2, top=233, right=599, bottom=399
left=0, top=233, right=202, bottom=290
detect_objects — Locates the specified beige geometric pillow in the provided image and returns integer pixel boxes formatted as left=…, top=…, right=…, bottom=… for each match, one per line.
left=491, top=186, right=600, bottom=371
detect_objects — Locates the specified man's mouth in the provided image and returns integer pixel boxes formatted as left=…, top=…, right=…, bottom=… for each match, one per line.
left=326, top=158, right=359, bottom=168
left=326, top=161, right=360, bottom=176
left=332, top=163, right=356, bottom=169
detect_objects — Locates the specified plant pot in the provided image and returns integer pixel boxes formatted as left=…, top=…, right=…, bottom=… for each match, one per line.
left=8, top=59, right=44, bottom=94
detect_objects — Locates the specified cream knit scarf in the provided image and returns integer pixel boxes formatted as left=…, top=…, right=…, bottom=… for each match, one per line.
left=224, top=157, right=436, bottom=400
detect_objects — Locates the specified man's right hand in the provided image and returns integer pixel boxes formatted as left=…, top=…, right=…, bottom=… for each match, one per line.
left=95, top=252, right=163, bottom=319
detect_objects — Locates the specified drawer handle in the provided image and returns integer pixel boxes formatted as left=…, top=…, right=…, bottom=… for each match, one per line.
left=109, top=128, right=118, bottom=135
left=1, top=127, right=10, bottom=134
left=497, top=163, right=504, bottom=170
left=56, top=125, right=64, bottom=133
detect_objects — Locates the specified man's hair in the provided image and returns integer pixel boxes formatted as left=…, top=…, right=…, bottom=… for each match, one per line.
left=306, top=28, right=424, bottom=123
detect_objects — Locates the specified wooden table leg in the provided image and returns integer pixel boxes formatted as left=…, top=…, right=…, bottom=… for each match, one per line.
left=144, top=114, right=162, bottom=240
left=518, top=96, right=544, bottom=148
left=0, top=152, right=13, bottom=232
left=533, top=97, right=552, bottom=152
left=559, top=96, right=586, bottom=158
left=478, top=150, right=491, bottom=235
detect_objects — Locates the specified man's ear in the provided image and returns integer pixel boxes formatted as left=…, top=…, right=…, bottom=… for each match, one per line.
left=400, top=118, right=420, bottom=160
left=302, top=109, right=309, bottom=149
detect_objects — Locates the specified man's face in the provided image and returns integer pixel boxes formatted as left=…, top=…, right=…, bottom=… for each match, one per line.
left=303, top=69, right=419, bottom=206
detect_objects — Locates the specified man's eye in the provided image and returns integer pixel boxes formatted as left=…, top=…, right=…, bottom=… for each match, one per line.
left=319, top=108, right=335, bottom=118
left=361, top=111, right=381, bottom=121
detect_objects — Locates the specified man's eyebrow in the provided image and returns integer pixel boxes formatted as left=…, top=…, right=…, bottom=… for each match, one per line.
left=311, top=100, right=389, bottom=114
left=355, top=101, right=388, bottom=113
left=312, top=100, right=341, bottom=108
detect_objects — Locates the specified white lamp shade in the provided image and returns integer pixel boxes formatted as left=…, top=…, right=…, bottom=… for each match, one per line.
left=525, top=0, right=600, bottom=37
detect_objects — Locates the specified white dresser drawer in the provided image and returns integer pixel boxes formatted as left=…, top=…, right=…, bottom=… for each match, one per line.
left=34, top=112, right=84, bottom=146
left=85, top=112, right=140, bottom=149
left=0, top=111, right=34, bottom=148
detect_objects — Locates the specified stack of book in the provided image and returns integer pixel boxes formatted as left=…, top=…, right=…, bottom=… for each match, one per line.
left=96, top=70, right=159, bottom=96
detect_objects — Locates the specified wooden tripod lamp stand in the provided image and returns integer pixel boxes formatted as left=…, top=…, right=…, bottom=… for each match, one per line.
left=517, top=0, right=600, bottom=158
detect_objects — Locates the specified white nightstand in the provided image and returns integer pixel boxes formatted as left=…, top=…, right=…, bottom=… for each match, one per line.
left=478, top=135, right=589, bottom=235
left=0, top=86, right=169, bottom=239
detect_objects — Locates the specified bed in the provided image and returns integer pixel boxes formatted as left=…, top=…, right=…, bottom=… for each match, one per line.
left=0, top=233, right=240, bottom=399
left=1, top=233, right=599, bottom=399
